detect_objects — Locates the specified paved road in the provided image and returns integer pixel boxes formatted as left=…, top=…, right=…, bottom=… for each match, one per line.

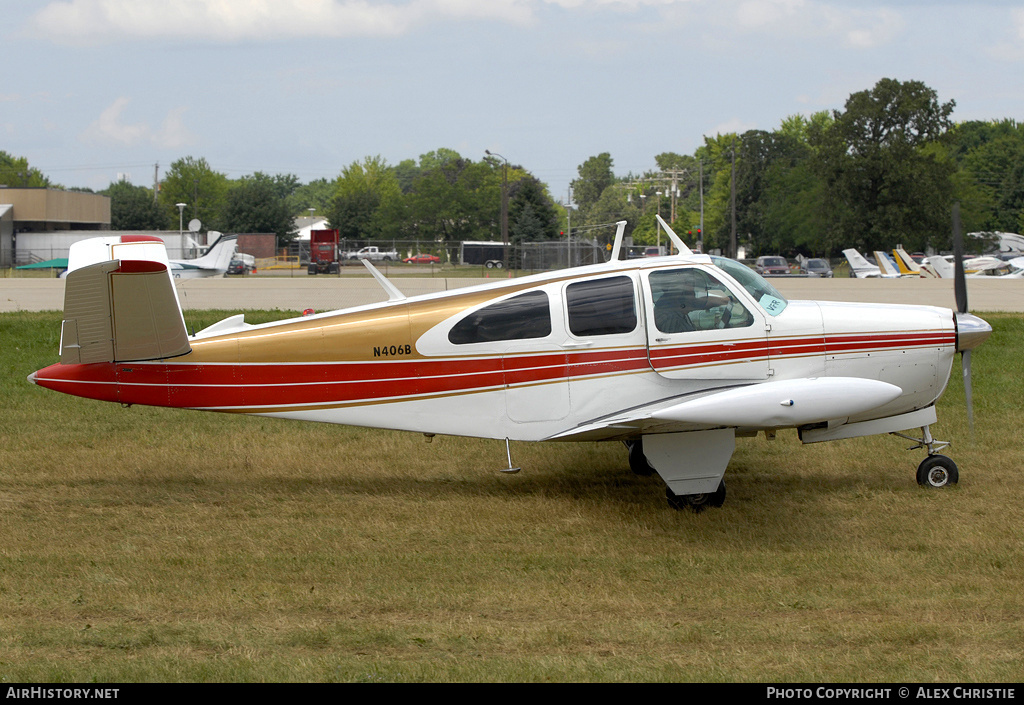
left=2, top=274, right=1023, bottom=313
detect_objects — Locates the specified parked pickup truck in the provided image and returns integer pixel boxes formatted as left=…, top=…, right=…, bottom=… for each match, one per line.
left=346, top=246, right=398, bottom=262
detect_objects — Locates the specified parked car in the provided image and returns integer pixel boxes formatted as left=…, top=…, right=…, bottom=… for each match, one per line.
left=227, top=253, right=255, bottom=275
left=403, top=253, right=441, bottom=264
left=754, top=256, right=790, bottom=276
left=800, top=258, right=833, bottom=278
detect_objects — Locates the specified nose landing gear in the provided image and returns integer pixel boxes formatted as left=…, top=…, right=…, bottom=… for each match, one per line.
left=892, top=425, right=959, bottom=488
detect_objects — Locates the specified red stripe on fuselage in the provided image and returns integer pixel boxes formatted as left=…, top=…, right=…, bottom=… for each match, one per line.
left=33, top=330, right=954, bottom=411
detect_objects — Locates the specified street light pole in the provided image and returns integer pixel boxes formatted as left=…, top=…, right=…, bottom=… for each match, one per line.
left=485, top=150, right=509, bottom=268
left=176, top=203, right=187, bottom=255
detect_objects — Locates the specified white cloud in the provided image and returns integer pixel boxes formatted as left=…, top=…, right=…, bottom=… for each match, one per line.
left=707, top=117, right=757, bottom=137
left=986, top=8, right=1024, bottom=60
left=734, top=0, right=805, bottom=30
left=80, top=97, right=196, bottom=149
left=30, top=0, right=536, bottom=43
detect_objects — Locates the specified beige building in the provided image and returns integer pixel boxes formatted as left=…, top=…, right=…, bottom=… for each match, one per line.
left=1, top=188, right=111, bottom=266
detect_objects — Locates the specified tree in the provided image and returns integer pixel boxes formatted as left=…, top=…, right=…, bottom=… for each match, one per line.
left=326, top=156, right=403, bottom=241
left=104, top=179, right=163, bottom=230
left=159, top=156, right=229, bottom=232
left=223, top=172, right=299, bottom=243
left=697, top=133, right=739, bottom=254
left=0, top=151, right=52, bottom=188
left=508, top=176, right=559, bottom=243
left=811, top=78, right=957, bottom=253
left=731, top=128, right=826, bottom=256
left=947, top=119, right=1024, bottom=234
left=571, top=153, right=615, bottom=214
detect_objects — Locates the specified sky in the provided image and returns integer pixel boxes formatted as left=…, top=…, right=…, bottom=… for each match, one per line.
left=2, top=0, right=1022, bottom=204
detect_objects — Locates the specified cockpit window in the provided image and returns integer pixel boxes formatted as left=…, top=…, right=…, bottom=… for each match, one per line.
left=448, top=290, right=551, bottom=345
left=650, top=268, right=754, bottom=332
left=566, top=276, right=637, bottom=336
left=711, top=256, right=788, bottom=316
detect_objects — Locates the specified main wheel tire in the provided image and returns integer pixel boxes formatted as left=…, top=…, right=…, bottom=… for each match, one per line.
left=627, top=440, right=655, bottom=476
left=666, top=481, right=726, bottom=512
left=916, top=455, right=959, bottom=488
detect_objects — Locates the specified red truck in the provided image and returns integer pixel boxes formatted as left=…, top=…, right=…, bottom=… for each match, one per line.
left=308, top=229, right=340, bottom=275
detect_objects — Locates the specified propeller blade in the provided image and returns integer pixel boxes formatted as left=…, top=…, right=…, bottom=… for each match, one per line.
left=962, top=349, right=974, bottom=431
left=953, top=202, right=968, bottom=314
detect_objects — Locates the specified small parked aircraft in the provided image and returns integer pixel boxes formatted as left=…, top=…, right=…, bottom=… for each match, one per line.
left=873, top=250, right=907, bottom=278
left=892, top=247, right=935, bottom=278
left=842, top=248, right=896, bottom=278
left=30, top=217, right=991, bottom=511
left=63, top=233, right=238, bottom=280
left=928, top=253, right=1024, bottom=279
left=167, top=233, right=237, bottom=278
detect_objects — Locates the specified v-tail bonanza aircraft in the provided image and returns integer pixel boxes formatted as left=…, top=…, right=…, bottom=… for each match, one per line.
left=165, top=233, right=237, bottom=279
left=30, top=217, right=992, bottom=511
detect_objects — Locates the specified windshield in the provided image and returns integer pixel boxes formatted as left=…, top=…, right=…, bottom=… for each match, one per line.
left=711, top=256, right=788, bottom=316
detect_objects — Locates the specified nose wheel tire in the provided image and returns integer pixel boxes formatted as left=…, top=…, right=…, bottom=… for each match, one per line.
left=916, top=455, right=959, bottom=488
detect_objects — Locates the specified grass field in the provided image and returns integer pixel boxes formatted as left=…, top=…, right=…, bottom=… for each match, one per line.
left=1, top=310, right=1022, bottom=682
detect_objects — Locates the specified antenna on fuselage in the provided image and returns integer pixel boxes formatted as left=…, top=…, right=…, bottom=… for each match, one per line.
left=655, top=215, right=693, bottom=256
left=608, top=221, right=627, bottom=261
left=361, top=259, right=406, bottom=302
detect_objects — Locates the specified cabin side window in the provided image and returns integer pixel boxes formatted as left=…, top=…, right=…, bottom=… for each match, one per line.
left=448, top=290, right=552, bottom=345
left=566, top=276, right=638, bottom=336
left=649, top=268, right=754, bottom=333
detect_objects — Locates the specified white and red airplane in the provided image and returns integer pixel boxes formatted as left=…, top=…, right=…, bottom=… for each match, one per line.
left=29, top=217, right=991, bottom=511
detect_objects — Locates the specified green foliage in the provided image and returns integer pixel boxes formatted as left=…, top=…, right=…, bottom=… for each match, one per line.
left=291, top=178, right=335, bottom=216
left=0, top=150, right=53, bottom=188
left=159, top=156, right=230, bottom=232
left=326, top=156, right=403, bottom=241
left=571, top=152, right=615, bottom=213
left=508, top=176, right=559, bottom=243
left=811, top=78, right=957, bottom=253
left=223, top=172, right=300, bottom=243
left=394, top=151, right=500, bottom=243
left=947, top=120, right=1024, bottom=234
left=104, top=179, right=164, bottom=231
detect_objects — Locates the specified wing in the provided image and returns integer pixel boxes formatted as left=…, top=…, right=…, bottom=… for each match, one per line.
left=545, top=377, right=902, bottom=442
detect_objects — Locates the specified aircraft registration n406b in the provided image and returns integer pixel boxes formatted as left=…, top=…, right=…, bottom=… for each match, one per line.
left=29, top=218, right=991, bottom=511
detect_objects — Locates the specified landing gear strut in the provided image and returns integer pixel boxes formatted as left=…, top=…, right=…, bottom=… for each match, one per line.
left=892, top=425, right=959, bottom=488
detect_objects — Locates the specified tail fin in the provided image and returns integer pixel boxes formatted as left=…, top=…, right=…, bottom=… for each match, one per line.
left=892, top=247, right=922, bottom=276
left=60, top=237, right=190, bottom=364
left=842, top=249, right=878, bottom=278
left=874, top=251, right=900, bottom=276
left=925, top=255, right=955, bottom=279
left=186, top=233, right=237, bottom=273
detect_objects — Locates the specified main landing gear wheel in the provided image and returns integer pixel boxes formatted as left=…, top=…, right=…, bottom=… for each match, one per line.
left=666, top=481, right=726, bottom=512
left=916, top=455, right=959, bottom=488
left=627, top=440, right=655, bottom=476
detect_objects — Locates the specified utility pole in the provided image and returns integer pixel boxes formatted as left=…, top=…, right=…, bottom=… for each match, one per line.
left=730, top=140, right=737, bottom=259
left=485, top=150, right=509, bottom=268
left=698, top=159, right=705, bottom=253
